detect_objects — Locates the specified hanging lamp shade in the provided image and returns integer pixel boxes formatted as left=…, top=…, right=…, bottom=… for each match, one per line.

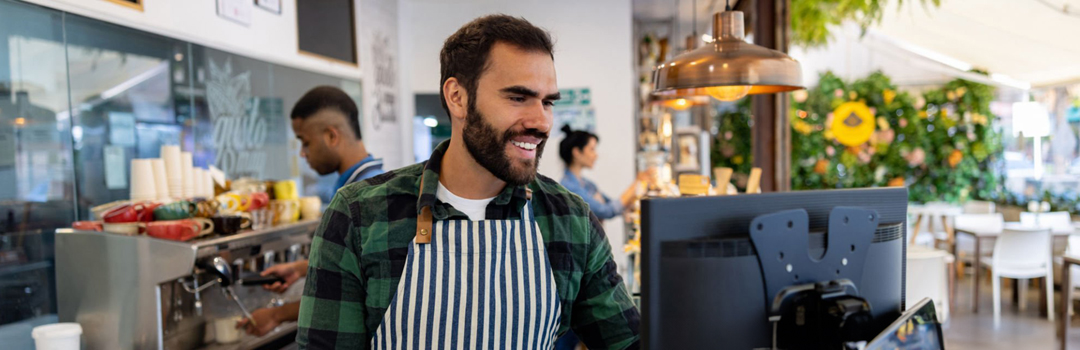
left=653, top=11, right=803, bottom=101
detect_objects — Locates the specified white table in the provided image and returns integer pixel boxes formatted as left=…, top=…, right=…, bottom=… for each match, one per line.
left=954, top=222, right=1078, bottom=313
left=908, top=203, right=964, bottom=246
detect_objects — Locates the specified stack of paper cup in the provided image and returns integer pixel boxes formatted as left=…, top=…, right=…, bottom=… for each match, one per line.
left=203, top=170, right=216, bottom=198
left=130, top=159, right=157, bottom=202
left=161, top=145, right=182, bottom=199
left=32, top=323, right=82, bottom=350
left=193, top=168, right=205, bottom=199
left=151, top=159, right=169, bottom=201
left=181, top=152, right=194, bottom=199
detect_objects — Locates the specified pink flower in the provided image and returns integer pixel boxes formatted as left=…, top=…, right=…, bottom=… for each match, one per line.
left=858, top=150, right=872, bottom=164
left=826, top=146, right=836, bottom=156
left=834, top=89, right=844, bottom=98
left=906, top=148, right=926, bottom=167
left=879, top=129, right=895, bottom=144
left=869, top=108, right=877, bottom=115
left=899, top=118, right=908, bottom=128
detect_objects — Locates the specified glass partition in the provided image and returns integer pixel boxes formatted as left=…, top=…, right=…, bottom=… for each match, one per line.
left=0, top=0, right=361, bottom=342
left=0, top=0, right=72, bottom=341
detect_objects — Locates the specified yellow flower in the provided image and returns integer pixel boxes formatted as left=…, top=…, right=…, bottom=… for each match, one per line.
left=947, top=91, right=957, bottom=100
left=732, top=155, right=744, bottom=165
left=848, top=91, right=858, bottom=100
left=956, top=87, right=967, bottom=98
left=793, top=121, right=813, bottom=135
left=831, top=101, right=875, bottom=147
left=972, top=113, right=988, bottom=125
left=824, top=130, right=835, bottom=140
left=883, top=89, right=896, bottom=105
left=877, top=117, right=890, bottom=131
left=919, top=111, right=928, bottom=119
left=888, top=177, right=905, bottom=187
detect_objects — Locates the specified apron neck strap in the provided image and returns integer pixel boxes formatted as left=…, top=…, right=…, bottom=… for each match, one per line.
left=415, top=180, right=534, bottom=244
left=416, top=175, right=433, bottom=244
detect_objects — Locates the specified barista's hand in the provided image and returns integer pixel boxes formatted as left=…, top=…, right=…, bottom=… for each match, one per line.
left=261, top=260, right=305, bottom=294
left=237, top=307, right=280, bottom=337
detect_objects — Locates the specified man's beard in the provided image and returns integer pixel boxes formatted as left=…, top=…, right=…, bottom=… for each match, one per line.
left=461, top=104, right=547, bottom=186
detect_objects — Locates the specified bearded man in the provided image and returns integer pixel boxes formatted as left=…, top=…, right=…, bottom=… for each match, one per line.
left=296, top=14, right=640, bottom=350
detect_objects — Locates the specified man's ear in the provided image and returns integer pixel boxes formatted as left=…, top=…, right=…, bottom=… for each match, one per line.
left=443, top=77, right=469, bottom=122
left=324, top=125, right=341, bottom=147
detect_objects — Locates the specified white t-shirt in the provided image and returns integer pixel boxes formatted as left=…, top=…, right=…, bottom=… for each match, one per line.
left=436, top=182, right=496, bottom=221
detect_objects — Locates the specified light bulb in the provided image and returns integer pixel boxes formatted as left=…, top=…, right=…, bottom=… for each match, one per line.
left=704, top=85, right=751, bottom=101
left=665, top=98, right=692, bottom=110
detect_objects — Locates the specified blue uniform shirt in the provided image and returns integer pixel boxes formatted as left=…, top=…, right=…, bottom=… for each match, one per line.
left=560, top=169, right=623, bottom=220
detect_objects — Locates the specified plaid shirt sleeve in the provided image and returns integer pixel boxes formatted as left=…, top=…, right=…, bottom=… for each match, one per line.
left=570, top=211, right=641, bottom=350
left=297, top=192, right=369, bottom=349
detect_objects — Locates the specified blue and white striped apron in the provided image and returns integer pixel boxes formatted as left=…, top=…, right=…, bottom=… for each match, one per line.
left=371, top=200, right=563, bottom=349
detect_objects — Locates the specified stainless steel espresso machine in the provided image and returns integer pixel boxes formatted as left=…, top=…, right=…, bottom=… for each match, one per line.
left=55, top=221, right=317, bottom=349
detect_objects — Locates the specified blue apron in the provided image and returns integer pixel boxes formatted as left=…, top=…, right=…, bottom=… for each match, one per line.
left=371, top=199, right=562, bottom=349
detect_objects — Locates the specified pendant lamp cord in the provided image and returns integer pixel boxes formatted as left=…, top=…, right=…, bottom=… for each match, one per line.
left=692, top=0, right=698, bottom=37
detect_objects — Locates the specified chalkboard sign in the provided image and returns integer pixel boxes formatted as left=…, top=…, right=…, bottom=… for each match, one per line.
left=297, top=0, right=357, bottom=65
left=104, top=0, right=142, bottom=11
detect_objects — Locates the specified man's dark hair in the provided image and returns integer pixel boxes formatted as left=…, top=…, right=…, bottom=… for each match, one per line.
left=559, top=125, right=599, bottom=166
left=290, top=86, right=362, bottom=140
left=439, top=14, right=555, bottom=117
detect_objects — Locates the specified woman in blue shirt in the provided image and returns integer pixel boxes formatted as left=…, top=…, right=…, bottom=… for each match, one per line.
left=558, top=125, right=648, bottom=220
left=556, top=126, right=648, bottom=349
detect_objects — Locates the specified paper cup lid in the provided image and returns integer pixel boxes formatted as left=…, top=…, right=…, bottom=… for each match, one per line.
left=32, top=323, right=82, bottom=339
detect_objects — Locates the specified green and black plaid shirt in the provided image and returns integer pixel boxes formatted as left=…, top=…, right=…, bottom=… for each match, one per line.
left=297, top=141, right=640, bottom=349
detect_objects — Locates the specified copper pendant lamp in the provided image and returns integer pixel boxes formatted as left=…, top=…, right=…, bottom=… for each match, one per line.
left=652, top=3, right=803, bottom=102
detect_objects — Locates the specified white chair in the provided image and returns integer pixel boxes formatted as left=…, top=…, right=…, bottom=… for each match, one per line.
left=1020, top=211, right=1072, bottom=232
left=963, top=200, right=996, bottom=214
left=981, top=227, right=1054, bottom=328
left=953, top=213, right=1004, bottom=271
left=1022, top=211, right=1072, bottom=256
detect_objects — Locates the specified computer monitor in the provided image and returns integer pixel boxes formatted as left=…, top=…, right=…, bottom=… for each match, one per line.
left=865, top=297, right=944, bottom=350
left=640, top=187, right=908, bottom=349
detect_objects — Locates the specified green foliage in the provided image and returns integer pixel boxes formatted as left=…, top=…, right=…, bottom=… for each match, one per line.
left=712, top=98, right=754, bottom=180
left=707, top=70, right=1003, bottom=204
left=791, top=0, right=941, bottom=47
left=788, top=70, right=1002, bottom=203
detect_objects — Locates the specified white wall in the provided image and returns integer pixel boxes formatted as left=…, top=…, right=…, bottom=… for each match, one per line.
left=356, top=0, right=413, bottom=170
left=403, top=0, right=637, bottom=273
left=20, top=0, right=362, bottom=80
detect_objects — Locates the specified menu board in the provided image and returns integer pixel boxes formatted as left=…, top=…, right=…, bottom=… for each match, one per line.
left=297, top=0, right=357, bottom=64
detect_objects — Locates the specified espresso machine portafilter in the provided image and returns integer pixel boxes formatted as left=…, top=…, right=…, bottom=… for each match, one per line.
left=197, top=256, right=284, bottom=326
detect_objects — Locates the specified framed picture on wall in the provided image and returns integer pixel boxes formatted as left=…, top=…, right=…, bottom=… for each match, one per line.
left=673, top=126, right=702, bottom=174
left=217, top=0, right=253, bottom=26
left=254, top=0, right=281, bottom=14
left=103, top=0, right=142, bottom=11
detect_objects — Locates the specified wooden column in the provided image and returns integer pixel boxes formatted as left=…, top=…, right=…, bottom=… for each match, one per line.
left=746, top=0, right=792, bottom=192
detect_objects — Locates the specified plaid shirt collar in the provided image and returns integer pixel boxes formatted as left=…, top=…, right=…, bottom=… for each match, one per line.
left=416, top=140, right=531, bottom=221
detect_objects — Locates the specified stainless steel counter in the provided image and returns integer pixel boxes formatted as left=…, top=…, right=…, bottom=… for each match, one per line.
left=56, top=220, right=317, bottom=350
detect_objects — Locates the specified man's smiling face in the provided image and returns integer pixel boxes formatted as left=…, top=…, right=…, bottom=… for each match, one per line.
left=461, top=42, right=560, bottom=186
